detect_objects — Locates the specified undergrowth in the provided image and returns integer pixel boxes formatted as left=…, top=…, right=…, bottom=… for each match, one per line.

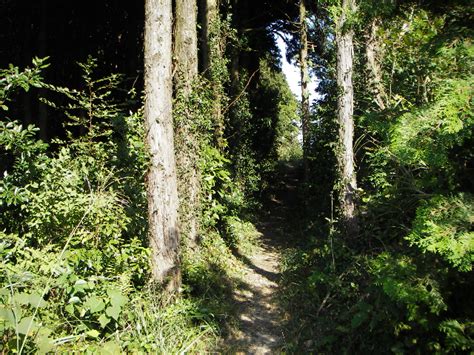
left=279, top=9, right=474, bottom=353
left=0, top=57, right=262, bottom=353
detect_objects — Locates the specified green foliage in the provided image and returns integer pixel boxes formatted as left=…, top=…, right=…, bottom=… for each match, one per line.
left=227, top=70, right=262, bottom=198
left=439, top=319, right=474, bottom=352
left=0, top=57, right=49, bottom=111
left=1, top=1, right=472, bottom=353
left=200, top=145, right=233, bottom=228
left=259, top=58, right=301, bottom=163
left=227, top=58, right=301, bottom=198
left=224, top=216, right=262, bottom=256
left=0, top=122, right=48, bottom=213
left=283, top=2, right=474, bottom=353
left=107, top=293, right=218, bottom=353
left=179, top=81, right=262, bottom=312
left=390, top=77, right=473, bottom=170
left=369, top=252, right=447, bottom=319
left=407, top=194, right=474, bottom=272
left=183, top=229, right=241, bottom=299
left=0, top=59, right=219, bottom=353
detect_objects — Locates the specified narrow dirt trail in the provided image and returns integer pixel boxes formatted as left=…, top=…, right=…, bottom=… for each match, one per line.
left=230, top=240, right=283, bottom=354
left=227, top=163, right=301, bottom=354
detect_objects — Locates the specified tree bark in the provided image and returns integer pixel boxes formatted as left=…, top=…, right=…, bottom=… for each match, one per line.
left=336, top=0, right=358, bottom=236
left=174, top=0, right=200, bottom=246
left=299, top=0, right=310, bottom=178
left=230, top=0, right=240, bottom=92
left=200, top=0, right=225, bottom=149
left=144, top=0, right=181, bottom=291
left=200, top=0, right=218, bottom=75
left=366, top=18, right=387, bottom=110
left=175, top=0, right=198, bottom=93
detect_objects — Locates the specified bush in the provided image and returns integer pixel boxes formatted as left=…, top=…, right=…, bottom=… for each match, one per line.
left=0, top=58, right=218, bottom=353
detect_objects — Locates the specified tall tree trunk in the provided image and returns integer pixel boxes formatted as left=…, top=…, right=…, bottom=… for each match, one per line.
left=174, top=0, right=200, bottom=246
left=336, top=0, right=358, bottom=236
left=144, top=0, right=181, bottom=291
left=200, top=0, right=215, bottom=74
left=299, top=0, right=310, bottom=178
left=366, top=18, right=387, bottom=110
left=175, top=0, right=198, bottom=91
left=230, top=0, right=240, bottom=92
left=200, top=0, right=225, bottom=149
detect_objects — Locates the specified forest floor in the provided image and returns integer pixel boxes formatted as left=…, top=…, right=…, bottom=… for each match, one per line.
left=225, top=162, right=301, bottom=354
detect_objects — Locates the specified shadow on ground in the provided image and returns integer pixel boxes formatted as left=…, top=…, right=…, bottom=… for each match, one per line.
left=223, top=160, right=305, bottom=354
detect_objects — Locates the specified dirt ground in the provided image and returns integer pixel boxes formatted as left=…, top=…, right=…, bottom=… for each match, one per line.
left=229, top=238, right=284, bottom=354
left=226, top=163, right=301, bottom=354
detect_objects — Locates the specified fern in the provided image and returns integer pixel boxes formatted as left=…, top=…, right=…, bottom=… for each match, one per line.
left=406, top=193, right=474, bottom=272
left=390, top=77, right=473, bottom=168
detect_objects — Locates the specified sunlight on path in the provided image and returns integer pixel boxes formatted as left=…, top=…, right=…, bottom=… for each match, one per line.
left=226, top=162, right=302, bottom=354
left=229, top=241, right=283, bottom=354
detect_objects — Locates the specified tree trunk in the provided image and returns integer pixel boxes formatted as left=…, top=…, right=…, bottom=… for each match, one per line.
left=175, top=0, right=198, bottom=92
left=336, top=0, right=358, bottom=236
left=299, top=0, right=310, bottom=178
left=366, top=18, right=387, bottom=110
left=230, top=0, right=240, bottom=92
left=200, top=0, right=218, bottom=74
left=174, top=0, right=200, bottom=246
left=144, top=0, right=181, bottom=291
left=200, top=0, right=225, bottom=149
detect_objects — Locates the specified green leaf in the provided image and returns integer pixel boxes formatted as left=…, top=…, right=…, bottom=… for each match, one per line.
left=86, top=329, right=100, bottom=338
left=107, top=289, right=127, bottom=309
left=14, top=293, right=31, bottom=305
left=35, top=328, right=54, bottom=355
left=68, top=296, right=81, bottom=304
left=73, top=279, right=89, bottom=293
left=98, top=314, right=111, bottom=328
left=36, top=338, right=54, bottom=354
left=351, top=311, right=368, bottom=329
left=0, top=307, right=15, bottom=327
left=17, top=316, right=37, bottom=335
left=65, top=303, right=75, bottom=315
left=84, top=296, right=105, bottom=314
left=100, top=341, right=122, bottom=354
left=105, top=306, right=121, bottom=321
left=14, top=293, right=48, bottom=308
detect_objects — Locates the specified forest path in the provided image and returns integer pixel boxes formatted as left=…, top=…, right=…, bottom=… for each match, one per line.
left=227, top=162, right=301, bottom=354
